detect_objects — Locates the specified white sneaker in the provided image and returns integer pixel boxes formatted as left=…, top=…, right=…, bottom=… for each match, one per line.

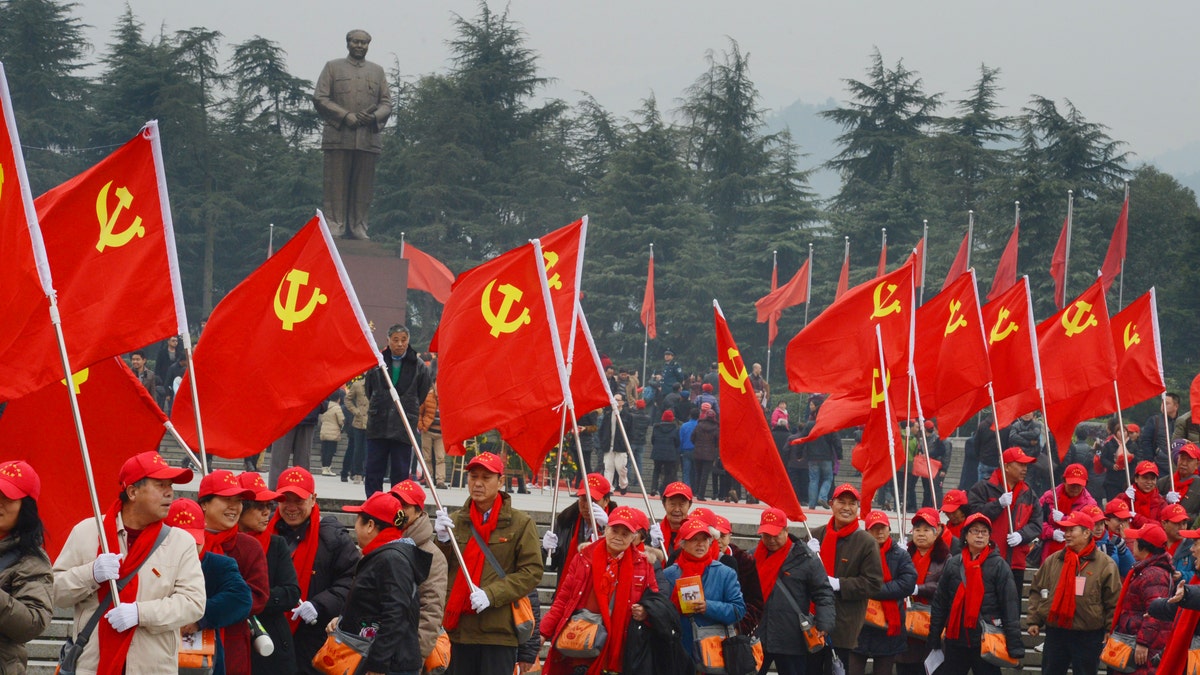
left=321, top=467, right=334, bottom=476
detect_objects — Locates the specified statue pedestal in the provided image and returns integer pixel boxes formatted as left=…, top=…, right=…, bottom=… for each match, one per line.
left=334, top=239, right=408, bottom=348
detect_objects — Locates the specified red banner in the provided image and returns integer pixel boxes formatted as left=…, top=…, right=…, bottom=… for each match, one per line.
left=988, top=220, right=1019, bottom=301
left=1111, top=290, right=1165, bottom=407
left=403, top=243, right=454, bottom=304
left=640, top=250, right=656, bottom=339
left=1100, top=195, right=1129, bottom=294
left=913, top=271, right=992, bottom=438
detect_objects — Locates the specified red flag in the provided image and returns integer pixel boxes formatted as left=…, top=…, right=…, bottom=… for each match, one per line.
left=913, top=270, right=992, bottom=437
left=877, top=239, right=887, bottom=278
left=402, top=243, right=454, bottom=304
left=171, top=215, right=380, bottom=457
left=786, top=260, right=914, bottom=394
left=1100, top=194, right=1129, bottom=294
left=537, top=218, right=586, bottom=350
left=768, top=259, right=779, bottom=346
left=754, top=258, right=810, bottom=323
left=1110, top=289, right=1164, bottom=408
left=0, top=64, right=55, bottom=401
left=943, top=230, right=970, bottom=291
left=913, top=237, right=925, bottom=289
left=714, top=301, right=805, bottom=520
left=0, top=357, right=167, bottom=559
left=640, top=248, right=656, bottom=339
left=835, top=245, right=850, bottom=300
left=851, top=362, right=907, bottom=518
left=988, top=220, right=1019, bottom=301
left=793, top=365, right=904, bottom=442
left=1050, top=215, right=1069, bottom=309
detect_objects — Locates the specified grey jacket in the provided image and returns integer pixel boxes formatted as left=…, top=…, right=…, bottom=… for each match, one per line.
left=0, top=537, right=53, bottom=674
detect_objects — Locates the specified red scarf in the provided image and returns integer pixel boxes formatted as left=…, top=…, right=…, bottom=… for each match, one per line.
left=877, top=537, right=902, bottom=636
left=588, top=540, right=633, bottom=675
left=820, top=520, right=858, bottom=576
left=1048, top=540, right=1095, bottom=628
left=202, top=526, right=239, bottom=556
left=911, top=547, right=933, bottom=603
left=1178, top=473, right=1196, bottom=499
left=95, top=500, right=165, bottom=675
left=268, top=504, right=322, bottom=633
left=362, top=527, right=407, bottom=557
left=1159, top=577, right=1200, bottom=674
left=941, top=522, right=962, bottom=550
left=672, top=549, right=711, bottom=612
left=1133, top=488, right=1158, bottom=517
left=444, top=495, right=502, bottom=631
left=660, top=516, right=680, bottom=554
left=946, top=547, right=986, bottom=639
left=245, top=525, right=273, bottom=553
left=754, top=539, right=792, bottom=602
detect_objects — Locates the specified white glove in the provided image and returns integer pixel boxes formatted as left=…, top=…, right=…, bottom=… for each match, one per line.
left=590, top=503, right=609, bottom=528
left=92, top=553, right=122, bottom=584
left=828, top=576, right=841, bottom=592
left=434, top=508, right=454, bottom=543
left=1168, top=491, right=1182, bottom=504
left=649, top=523, right=664, bottom=548
left=542, top=531, right=559, bottom=551
left=1051, top=509, right=1064, bottom=523
left=1052, top=530, right=1065, bottom=542
left=291, top=600, right=318, bottom=625
left=807, top=538, right=821, bottom=554
left=913, top=584, right=920, bottom=596
left=998, top=492, right=1013, bottom=508
left=1006, top=532, right=1022, bottom=547
left=470, top=588, right=491, bottom=613
left=1125, top=486, right=1137, bottom=501
left=105, top=602, right=139, bottom=632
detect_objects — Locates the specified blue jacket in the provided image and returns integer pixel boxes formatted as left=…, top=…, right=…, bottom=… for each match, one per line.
left=660, top=559, right=746, bottom=652
left=1097, top=531, right=1134, bottom=578
left=680, top=420, right=698, bottom=453
left=198, top=552, right=253, bottom=675
left=1173, top=540, right=1196, bottom=583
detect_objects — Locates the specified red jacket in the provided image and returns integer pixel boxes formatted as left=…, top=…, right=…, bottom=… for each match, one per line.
left=1110, top=489, right=1167, bottom=528
left=1113, top=551, right=1174, bottom=675
left=214, top=532, right=271, bottom=673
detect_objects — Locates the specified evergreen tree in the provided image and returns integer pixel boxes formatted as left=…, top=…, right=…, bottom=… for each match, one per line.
left=227, top=36, right=318, bottom=146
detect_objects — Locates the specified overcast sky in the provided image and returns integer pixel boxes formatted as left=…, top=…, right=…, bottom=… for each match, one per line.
left=74, top=0, right=1200, bottom=163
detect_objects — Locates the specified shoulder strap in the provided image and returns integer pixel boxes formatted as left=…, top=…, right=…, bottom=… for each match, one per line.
left=74, top=525, right=173, bottom=647
left=469, top=523, right=506, bottom=579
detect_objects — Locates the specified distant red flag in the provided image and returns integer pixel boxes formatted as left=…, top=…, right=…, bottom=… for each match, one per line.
left=913, top=237, right=925, bottom=289
left=786, top=260, right=914, bottom=394
left=988, top=220, right=1019, bottom=301
left=0, top=357, right=166, bottom=559
left=1110, top=289, right=1164, bottom=409
left=0, top=63, right=55, bottom=401
left=640, top=248, right=656, bottom=339
left=1100, top=194, right=1129, bottom=294
left=1050, top=215, right=1069, bottom=309
left=943, top=230, right=970, bottom=291
left=402, top=243, right=454, bottom=304
left=877, top=240, right=888, bottom=278
left=835, top=244, right=850, bottom=300
left=755, top=257, right=810, bottom=324
left=171, top=215, right=380, bottom=457
left=714, top=301, right=805, bottom=520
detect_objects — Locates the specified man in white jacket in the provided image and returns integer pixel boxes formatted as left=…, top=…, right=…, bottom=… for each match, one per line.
left=52, top=451, right=205, bottom=675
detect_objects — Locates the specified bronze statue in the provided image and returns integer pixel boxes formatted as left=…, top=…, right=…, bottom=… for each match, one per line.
left=313, top=29, right=392, bottom=239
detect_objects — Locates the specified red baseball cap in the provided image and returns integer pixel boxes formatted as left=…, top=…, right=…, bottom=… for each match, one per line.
left=758, top=508, right=788, bottom=536
left=167, top=498, right=206, bottom=545
left=1081, top=504, right=1105, bottom=523
left=864, top=510, right=891, bottom=530
left=576, top=473, right=612, bottom=501
left=1135, top=460, right=1159, bottom=476
left=1062, top=463, right=1089, bottom=486
left=1055, top=511, right=1096, bottom=530
left=1125, top=423, right=1141, bottom=434
left=1001, top=447, right=1036, bottom=465
left=607, top=506, right=645, bottom=531
left=663, top=482, right=693, bottom=501
left=237, top=472, right=280, bottom=502
left=689, top=507, right=718, bottom=527
left=831, top=484, right=861, bottom=502
left=465, top=452, right=504, bottom=475
left=390, top=480, right=426, bottom=508
left=0, top=461, right=40, bottom=500
left=119, top=451, right=192, bottom=489
left=941, top=489, right=968, bottom=513
left=961, top=512, right=992, bottom=532
left=1161, top=503, right=1189, bottom=523
left=343, top=492, right=403, bottom=526
left=1179, top=527, right=1200, bottom=540
left=678, top=518, right=712, bottom=541
left=275, top=467, right=315, bottom=499
left=1104, top=500, right=1133, bottom=519
left=913, top=507, right=941, bottom=529
left=1180, top=442, right=1200, bottom=460
left=1126, top=522, right=1169, bottom=548
left=199, top=470, right=256, bottom=500
left=712, top=514, right=732, bottom=535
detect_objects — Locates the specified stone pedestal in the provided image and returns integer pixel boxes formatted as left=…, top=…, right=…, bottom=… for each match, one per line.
left=334, top=239, right=407, bottom=348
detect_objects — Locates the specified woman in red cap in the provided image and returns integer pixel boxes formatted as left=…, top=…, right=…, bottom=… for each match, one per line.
left=896, top=508, right=949, bottom=675
left=1111, top=522, right=1173, bottom=675
left=660, top=518, right=745, bottom=666
left=236, top=472, right=300, bottom=675
left=849, top=510, right=917, bottom=675
left=539, top=505, right=657, bottom=674
left=0, top=460, right=53, bottom=672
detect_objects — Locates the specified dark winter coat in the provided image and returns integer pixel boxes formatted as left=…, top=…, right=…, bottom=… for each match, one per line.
left=897, top=538, right=949, bottom=665
left=691, top=418, right=720, bottom=462
left=928, top=544, right=1024, bottom=659
left=718, top=544, right=764, bottom=637
left=548, top=500, right=618, bottom=578
left=755, top=536, right=836, bottom=656
left=973, top=420, right=1001, bottom=468
left=365, top=345, right=432, bottom=441
left=1113, top=551, right=1174, bottom=675
left=853, top=541, right=917, bottom=658
left=623, top=588, right=693, bottom=675
left=811, top=523, right=884, bottom=650
left=339, top=539, right=432, bottom=674
left=650, top=420, right=681, bottom=462
left=967, top=472, right=1041, bottom=569
left=251, top=534, right=300, bottom=675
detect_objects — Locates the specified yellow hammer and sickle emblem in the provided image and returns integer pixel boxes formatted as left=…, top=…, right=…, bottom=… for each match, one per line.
left=871, top=282, right=902, bottom=319
left=871, top=368, right=891, bottom=409
left=1123, top=322, right=1141, bottom=350
left=95, top=180, right=145, bottom=252
left=543, top=250, right=562, bottom=290
left=273, top=269, right=327, bottom=331
left=61, top=368, right=89, bottom=395
left=945, top=299, right=968, bottom=336
left=481, top=279, right=531, bottom=337
left=717, top=347, right=749, bottom=393
left=989, top=308, right=1019, bottom=344
left=1061, top=300, right=1099, bottom=337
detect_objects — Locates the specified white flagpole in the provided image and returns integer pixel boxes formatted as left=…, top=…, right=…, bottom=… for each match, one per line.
left=1063, top=191, right=1074, bottom=305
left=804, top=243, right=813, bottom=327
left=919, top=220, right=928, bottom=305
left=267, top=223, right=275, bottom=259
left=641, top=243, right=652, bottom=388
left=875, top=325, right=906, bottom=538
left=1118, top=183, right=1130, bottom=309
left=966, top=210, right=974, bottom=269
left=1146, top=288, right=1174, bottom=491
left=766, top=250, right=776, bottom=388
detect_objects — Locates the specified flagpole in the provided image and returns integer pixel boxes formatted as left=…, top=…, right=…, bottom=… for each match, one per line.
left=641, top=243, right=652, bottom=388
left=1164, top=393, right=1176, bottom=492
left=267, top=223, right=274, bottom=258
left=879, top=228, right=887, bottom=276
left=399, top=231, right=405, bottom=258
left=804, top=243, right=813, bottom=327
left=1064, top=191, right=1074, bottom=304
left=545, top=409, right=568, bottom=564
left=766, top=250, right=777, bottom=389
left=909, top=371, right=939, bottom=510
left=1036, top=395, right=1060, bottom=514
left=985, top=385, right=1017, bottom=533
left=919, top=220, right=928, bottom=305
left=876, top=325, right=906, bottom=539
left=1113, top=382, right=1134, bottom=510
left=965, top=211, right=974, bottom=269
left=163, top=421, right=207, bottom=477
left=1151, top=288, right=1175, bottom=491
left=1118, top=183, right=1129, bottom=309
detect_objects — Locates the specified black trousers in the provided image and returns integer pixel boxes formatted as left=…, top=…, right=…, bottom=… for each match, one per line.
left=1042, top=626, right=1104, bottom=675
left=939, top=641, right=1002, bottom=675
left=446, top=643, right=517, bottom=675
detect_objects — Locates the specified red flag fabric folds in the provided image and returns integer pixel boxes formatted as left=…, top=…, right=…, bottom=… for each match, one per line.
left=1110, top=289, right=1165, bottom=409
left=943, top=230, right=970, bottom=291
left=1050, top=215, right=1069, bottom=309
left=755, top=258, right=810, bottom=323
left=0, top=357, right=166, bottom=559
left=835, top=247, right=850, bottom=300
left=913, top=237, right=925, bottom=289
left=402, top=243, right=454, bottom=304
left=851, top=381, right=907, bottom=518
left=1100, top=196, right=1129, bottom=294
left=171, top=215, right=379, bottom=457
left=988, top=220, right=1019, bottom=301
left=714, top=301, right=805, bottom=520
left=640, top=250, right=656, bottom=340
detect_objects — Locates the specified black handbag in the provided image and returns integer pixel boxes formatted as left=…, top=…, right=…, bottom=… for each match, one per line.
left=720, top=634, right=762, bottom=675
